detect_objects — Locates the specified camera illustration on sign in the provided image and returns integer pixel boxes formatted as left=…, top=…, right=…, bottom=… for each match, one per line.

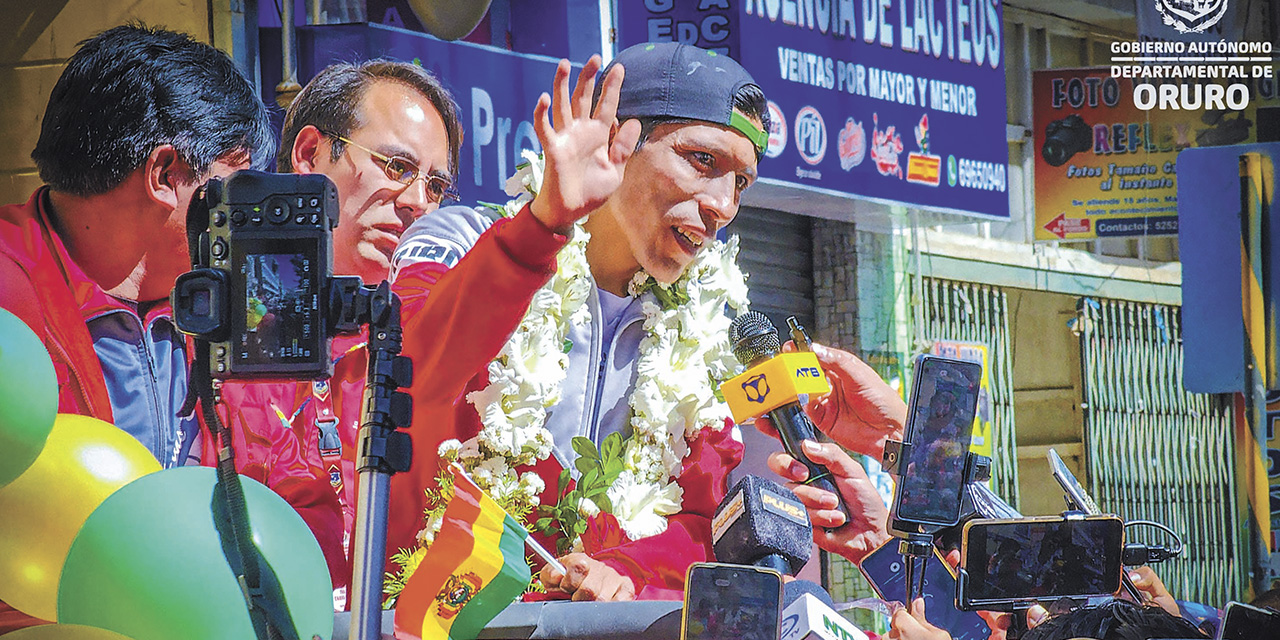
left=1041, top=114, right=1092, bottom=167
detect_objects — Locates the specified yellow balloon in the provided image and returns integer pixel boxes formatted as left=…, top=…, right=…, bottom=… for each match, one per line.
left=0, top=414, right=160, bottom=621
left=2, top=623, right=135, bottom=639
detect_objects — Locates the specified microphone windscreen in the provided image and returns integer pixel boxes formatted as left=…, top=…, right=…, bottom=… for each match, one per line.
left=784, top=579, right=836, bottom=609
left=729, top=311, right=781, bottom=366
left=712, top=475, right=812, bottom=575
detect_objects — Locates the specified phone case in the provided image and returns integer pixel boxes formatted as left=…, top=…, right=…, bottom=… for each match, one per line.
left=681, top=562, right=783, bottom=640
left=858, top=541, right=991, bottom=640
left=888, top=354, right=984, bottom=532
left=958, top=515, right=1125, bottom=610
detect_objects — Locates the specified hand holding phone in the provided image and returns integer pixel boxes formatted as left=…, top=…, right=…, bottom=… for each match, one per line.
left=859, top=541, right=991, bottom=640
left=891, top=598, right=958, bottom=640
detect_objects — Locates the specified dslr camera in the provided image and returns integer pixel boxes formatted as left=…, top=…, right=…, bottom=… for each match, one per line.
left=173, top=170, right=346, bottom=379
left=1041, top=114, right=1091, bottom=167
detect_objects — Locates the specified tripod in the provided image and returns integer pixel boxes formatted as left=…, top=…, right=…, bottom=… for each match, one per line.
left=332, top=280, right=414, bottom=640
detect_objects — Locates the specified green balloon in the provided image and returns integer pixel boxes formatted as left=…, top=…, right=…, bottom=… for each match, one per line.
left=0, top=308, right=58, bottom=488
left=2, top=623, right=136, bottom=639
left=58, top=467, right=333, bottom=640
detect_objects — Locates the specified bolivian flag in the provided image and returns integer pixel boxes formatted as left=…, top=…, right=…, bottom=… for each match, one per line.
left=393, top=466, right=532, bottom=640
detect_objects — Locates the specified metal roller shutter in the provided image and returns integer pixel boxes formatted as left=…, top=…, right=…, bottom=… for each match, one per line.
left=727, top=206, right=815, bottom=334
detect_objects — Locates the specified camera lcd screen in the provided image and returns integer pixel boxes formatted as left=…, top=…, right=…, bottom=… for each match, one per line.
left=683, top=564, right=780, bottom=640
left=897, top=357, right=982, bottom=526
left=231, top=238, right=321, bottom=371
left=963, top=517, right=1123, bottom=603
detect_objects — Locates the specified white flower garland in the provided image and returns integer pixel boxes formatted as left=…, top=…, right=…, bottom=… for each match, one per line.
left=438, top=150, right=750, bottom=542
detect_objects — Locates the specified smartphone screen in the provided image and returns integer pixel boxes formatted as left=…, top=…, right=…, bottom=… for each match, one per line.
left=683, top=563, right=782, bottom=640
left=895, top=356, right=983, bottom=527
left=1218, top=601, right=1280, bottom=639
left=962, top=517, right=1124, bottom=606
left=859, top=543, right=991, bottom=640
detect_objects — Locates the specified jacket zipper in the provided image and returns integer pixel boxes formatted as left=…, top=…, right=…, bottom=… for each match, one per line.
left=45, top=328, right=98, bottom=415
left=582, top=292, right=645, bottom=446
left=581, top=287, right=604, bottom=446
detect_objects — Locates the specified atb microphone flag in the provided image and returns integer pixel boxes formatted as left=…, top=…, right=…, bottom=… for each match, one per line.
left=393, top=465, right=532, bottom=640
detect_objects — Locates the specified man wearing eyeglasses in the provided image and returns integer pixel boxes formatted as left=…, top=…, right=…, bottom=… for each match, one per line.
left=212, top=59, right=464, bottom=608
left=278, top=60, right=462, bottom=285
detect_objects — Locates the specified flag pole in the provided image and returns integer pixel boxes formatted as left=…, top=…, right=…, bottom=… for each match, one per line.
left=523, top=532, right=567, bottom=575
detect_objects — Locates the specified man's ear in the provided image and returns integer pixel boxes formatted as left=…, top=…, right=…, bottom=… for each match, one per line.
left=292, top=125, right=327, bottom=174
left=143, top=144, right=187, bottom=211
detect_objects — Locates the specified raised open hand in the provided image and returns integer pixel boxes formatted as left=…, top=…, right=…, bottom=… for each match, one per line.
left=529, top=56, right=642, bottom=232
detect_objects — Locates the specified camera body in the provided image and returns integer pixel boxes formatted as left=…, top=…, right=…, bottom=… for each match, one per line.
left=173, top=170, right=340, bottom=379
left=1041, top=114, right=1091, bottom=167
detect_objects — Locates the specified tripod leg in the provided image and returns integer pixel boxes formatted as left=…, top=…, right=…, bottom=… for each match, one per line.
left=904, top=554, right=916, bottom=608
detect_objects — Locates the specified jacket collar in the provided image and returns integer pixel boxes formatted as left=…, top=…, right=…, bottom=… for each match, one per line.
left=36, top=189, right=173, bottom=325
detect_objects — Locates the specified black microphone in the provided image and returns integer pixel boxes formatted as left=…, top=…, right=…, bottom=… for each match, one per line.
left=728, top=312, right=849, bottom=523
left=712, top=475, right=813, bottom=575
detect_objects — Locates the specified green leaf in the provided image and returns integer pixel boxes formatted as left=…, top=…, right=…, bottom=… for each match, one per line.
left=562, top=338, right=574, bottom=353
left=603, top=459, right=624, bottom=479
left=582, top=468, right=600, bottom=489
left=558, top=468, right=571, bottom=494
left=602, top=433, right=622, bottom=460
left=571, top=436, right=600, bottom=461
left=594, top=494, right=613, bottom=513
left=535, top=517, right=554, bottom=530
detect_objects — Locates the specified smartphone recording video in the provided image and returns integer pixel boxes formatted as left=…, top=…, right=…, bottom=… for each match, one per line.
left=891, top=355, right=983, bottom=530
left=682, top=563, right=782, bottom=640
left=960, top=515, right=1124, bottom=609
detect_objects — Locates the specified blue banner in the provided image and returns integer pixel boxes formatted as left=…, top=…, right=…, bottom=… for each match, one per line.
left=263, top=24, right=557, bottom=206
left=617, top=0, right=1010, bottom=219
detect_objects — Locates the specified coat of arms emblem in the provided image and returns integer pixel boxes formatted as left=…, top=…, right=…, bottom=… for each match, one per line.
left=1155, top=0, right=1229, bottom=33
left=434, top=572, right=483, bottom=619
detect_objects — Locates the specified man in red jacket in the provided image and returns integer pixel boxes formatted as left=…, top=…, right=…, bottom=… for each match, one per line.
left=388, top=43, right=771, bottom=600
left=0, top=25, right=343, bottom=631
left=217, top=59, right=464, bottom=607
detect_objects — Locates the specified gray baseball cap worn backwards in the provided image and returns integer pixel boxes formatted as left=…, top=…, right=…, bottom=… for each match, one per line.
left=603, top=42, right=768, bottom=153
